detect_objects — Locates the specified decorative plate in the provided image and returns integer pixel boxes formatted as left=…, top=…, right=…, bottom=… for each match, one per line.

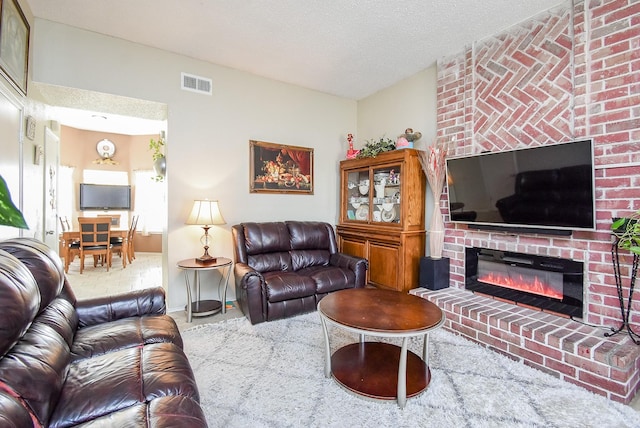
left=355, top=205, right=369, bottom=220
left=381, top=206, right=396, bottom=222
left=96, top=139, right=116, bottom=159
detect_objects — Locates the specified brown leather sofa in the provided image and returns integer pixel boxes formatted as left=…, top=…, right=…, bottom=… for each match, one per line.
left=232, top=221, right=368, bottom=324
left=0, top=238, right=207, bottom=427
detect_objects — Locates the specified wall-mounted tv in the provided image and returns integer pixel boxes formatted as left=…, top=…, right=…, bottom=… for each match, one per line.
left=446, top=139, right=595, bottom=233
left=79, top=184, right=132, bottom=211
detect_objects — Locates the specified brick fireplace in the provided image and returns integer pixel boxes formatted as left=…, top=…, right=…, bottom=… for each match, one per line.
left=430, top=0, right=640, bottom=403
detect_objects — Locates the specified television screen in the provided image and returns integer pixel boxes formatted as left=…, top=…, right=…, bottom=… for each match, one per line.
left=79, top=184, right=132, bottom=211
left=446, top=140, right=595, bottom=232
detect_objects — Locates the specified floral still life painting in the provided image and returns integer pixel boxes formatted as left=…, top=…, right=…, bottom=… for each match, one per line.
left=249, top=140, right=314, bottom=194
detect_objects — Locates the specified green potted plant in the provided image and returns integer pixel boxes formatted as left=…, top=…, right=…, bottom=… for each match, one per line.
left=149, top=136, right=166, bottom=181
left=612, top=212, right=640, bottom=255
left=0, top=174, right=28, bottom=229
left=356, top=137, right=396, bottom=159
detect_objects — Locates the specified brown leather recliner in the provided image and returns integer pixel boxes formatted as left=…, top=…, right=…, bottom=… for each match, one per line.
left=0, top=237, right=207, bottom=427
left=232, top=221, right=368, bottom=324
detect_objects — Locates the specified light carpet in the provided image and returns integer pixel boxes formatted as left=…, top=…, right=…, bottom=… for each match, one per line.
left=182, top=312, right=640, bottom=428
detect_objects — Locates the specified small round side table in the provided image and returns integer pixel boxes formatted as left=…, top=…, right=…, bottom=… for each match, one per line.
left=177, top=257, right=232, bottom=323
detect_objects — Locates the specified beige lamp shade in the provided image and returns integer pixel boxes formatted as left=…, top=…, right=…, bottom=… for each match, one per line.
left=186, top=200, right=226, bottom=226
left=186, top=199, right=225, bottom=264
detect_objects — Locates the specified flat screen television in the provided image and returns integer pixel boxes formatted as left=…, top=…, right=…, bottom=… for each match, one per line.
left=445, top=139, right=595, bottom=234
left=79, top=184, right=132, bottom=211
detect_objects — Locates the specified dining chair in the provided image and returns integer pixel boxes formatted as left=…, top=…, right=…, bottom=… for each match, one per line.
left=127, top=215, right=139, bottom=263
left=78, top=217, right=112, bottom=274
left=110, top=217, right=133, bottom=269
left=60, top=216, right=81, bottom=274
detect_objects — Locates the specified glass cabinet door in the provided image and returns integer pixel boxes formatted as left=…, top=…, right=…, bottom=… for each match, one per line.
left=372, top=165, right=401, bottom=223
left=345, top=169, right=370, bottom=222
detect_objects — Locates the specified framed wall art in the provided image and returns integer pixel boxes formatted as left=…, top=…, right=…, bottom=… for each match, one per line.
left=0, top=0, right=29, bottom=95
left=250, top=140, right=314, bottom=194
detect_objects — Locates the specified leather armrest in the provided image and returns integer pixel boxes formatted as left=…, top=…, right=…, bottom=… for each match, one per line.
left=76, top=287, right=166, bottom=328
left=330, top=253, right=368, bottom=288
left=234, top=263, right=267, bottom=324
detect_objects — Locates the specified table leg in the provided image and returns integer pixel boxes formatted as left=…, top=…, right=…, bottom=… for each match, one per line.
left=423, top=333, right=430, bottom=364
left=184, top=271, right=193, bottom=323
left=320, top=315, right=332, bottom=378
left=218, top=264, right=232, bottom=314
left=397, top=337, right=409, bottom=409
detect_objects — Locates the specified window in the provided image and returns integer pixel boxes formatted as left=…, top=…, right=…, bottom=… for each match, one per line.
left=133, top=170, right=165, bottom=233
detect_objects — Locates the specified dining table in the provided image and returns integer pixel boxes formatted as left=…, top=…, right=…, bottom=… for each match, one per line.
left=60, top=228, right=128, bottom=269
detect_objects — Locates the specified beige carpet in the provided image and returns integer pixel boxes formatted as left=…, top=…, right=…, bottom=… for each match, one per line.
left=182, top=312, right=640, bottom=427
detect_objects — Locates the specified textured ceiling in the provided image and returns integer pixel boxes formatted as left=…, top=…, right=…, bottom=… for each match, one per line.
left=26, top=0, right=564, bottom=101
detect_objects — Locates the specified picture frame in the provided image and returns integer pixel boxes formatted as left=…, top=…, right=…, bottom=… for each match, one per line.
left=0, top=0, right=29, bottom=95
left=250, top=140, right=314, bottom=194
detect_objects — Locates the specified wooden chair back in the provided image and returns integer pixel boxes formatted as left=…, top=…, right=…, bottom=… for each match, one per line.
left=77, top=217, right=112, bottom=273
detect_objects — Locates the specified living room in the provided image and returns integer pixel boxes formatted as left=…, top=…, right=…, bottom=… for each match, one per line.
left=0, top=0, right=639, bottom=423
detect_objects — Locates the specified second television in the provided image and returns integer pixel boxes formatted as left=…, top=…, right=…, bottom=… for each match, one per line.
left=79, top=184, right=132, bottom=211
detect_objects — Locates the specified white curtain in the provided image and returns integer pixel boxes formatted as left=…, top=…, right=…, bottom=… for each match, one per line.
left=133, top=170, right=165, bottom=234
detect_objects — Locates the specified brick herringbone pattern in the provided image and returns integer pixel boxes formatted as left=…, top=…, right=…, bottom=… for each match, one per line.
left=473, top=7, right=573, bottom=151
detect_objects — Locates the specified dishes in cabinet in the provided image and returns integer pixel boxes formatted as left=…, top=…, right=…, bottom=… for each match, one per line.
left=381, top=206, right=397, bottom=222
left=358, top=184, right=369, bottom=195
left=355, top=205, right=369, bottom=220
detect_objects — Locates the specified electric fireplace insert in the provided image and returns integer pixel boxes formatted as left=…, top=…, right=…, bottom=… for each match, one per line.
left=465, top=247, right=584, bottom=318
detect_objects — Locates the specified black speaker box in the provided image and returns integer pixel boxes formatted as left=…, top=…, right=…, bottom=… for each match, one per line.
left=419, top=257, right=450, bottom=290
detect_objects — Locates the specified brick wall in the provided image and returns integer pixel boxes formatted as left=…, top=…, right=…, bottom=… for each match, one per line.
left=437, top=0, right=640, bottom=331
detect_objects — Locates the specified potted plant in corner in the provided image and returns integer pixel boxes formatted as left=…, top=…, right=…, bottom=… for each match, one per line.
left=0, top=174, right=28, bottom=229
left=149, top=134, right=166, bottom=181
left=609, top=211, right=640, bottom=343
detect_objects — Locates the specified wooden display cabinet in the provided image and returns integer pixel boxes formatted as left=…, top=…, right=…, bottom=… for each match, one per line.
left=336, top=149, right=426, bottom=292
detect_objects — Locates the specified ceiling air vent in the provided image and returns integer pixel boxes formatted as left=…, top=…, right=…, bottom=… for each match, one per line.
left=181, top=72, right=212, bottom=95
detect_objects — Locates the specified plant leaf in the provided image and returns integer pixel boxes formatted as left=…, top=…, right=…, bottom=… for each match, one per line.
left=0, top=175, right=28, bottom=229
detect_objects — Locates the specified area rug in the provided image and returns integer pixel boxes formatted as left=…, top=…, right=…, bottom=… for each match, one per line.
left=182, top=312, right=640, bottom=427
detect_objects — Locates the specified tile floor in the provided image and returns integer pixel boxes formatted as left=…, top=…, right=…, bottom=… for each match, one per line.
left=64, top=251, right=244, bottom=331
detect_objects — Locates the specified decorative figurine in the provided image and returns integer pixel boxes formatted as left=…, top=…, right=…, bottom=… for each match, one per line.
left=396, top=128, right=423, bottom=149
left=346, top=133, right=359, bottom=159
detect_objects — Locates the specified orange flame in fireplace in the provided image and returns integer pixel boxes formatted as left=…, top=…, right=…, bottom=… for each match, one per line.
left=478, top=272, right=563, bottom=300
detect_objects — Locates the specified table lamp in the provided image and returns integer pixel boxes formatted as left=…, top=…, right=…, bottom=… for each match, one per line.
left=186, top=199, right=226, bottom=264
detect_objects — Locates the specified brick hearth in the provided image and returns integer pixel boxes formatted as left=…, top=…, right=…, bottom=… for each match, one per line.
left=411, top=287, right=640, bottom=403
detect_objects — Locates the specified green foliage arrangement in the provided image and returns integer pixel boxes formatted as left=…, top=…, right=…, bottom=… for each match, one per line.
left=356, top=137, right=396, bottom=159
left=149, top=137, right=165, bottom=161
left=612, top=212, right=640, bottom=255
left=0, top=174, right=28, bottom=229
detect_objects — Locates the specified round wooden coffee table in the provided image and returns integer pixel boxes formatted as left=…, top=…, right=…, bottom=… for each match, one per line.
left=317, top=288, right=444, bottom=408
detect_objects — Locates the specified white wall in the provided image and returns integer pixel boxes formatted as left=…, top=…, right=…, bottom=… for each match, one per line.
left=356, top=66, right=438, bottom=254
left=31, top=19, right=356, bottom=310
left=357, top=66, right=437, bottom=149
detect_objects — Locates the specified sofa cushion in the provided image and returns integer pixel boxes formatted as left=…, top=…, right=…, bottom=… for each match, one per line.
left=49, top=343, right=200, bottom=428
left=0, top=323, right=71, bottom=427
left=300, top=265, right=356, bottom=294
left=243, top=222, right=291, bottom=255
left=0, top=238, right=66, bottom=314
left=264, top=271, right=317, bottom=303
left=71, top=315, right=184, bottom=360
left=287, top=221, right=333, bottom=250
left=0, top=250, right=40, bottom=357
left=248, top=252, right=292, bottom=273
left=290, top=249, right=330, bottom=271
left=71, top=396, right=207, bottom=428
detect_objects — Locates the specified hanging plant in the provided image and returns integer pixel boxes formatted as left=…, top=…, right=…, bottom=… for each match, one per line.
left=356, top=137, right=396, bottom=159
left=149, top=136, right=166, bottom=181
left=0, top=174, right=28, bottom=229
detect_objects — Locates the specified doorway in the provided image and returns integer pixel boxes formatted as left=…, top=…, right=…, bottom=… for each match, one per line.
left=34, top=83, right=168, bottom=299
